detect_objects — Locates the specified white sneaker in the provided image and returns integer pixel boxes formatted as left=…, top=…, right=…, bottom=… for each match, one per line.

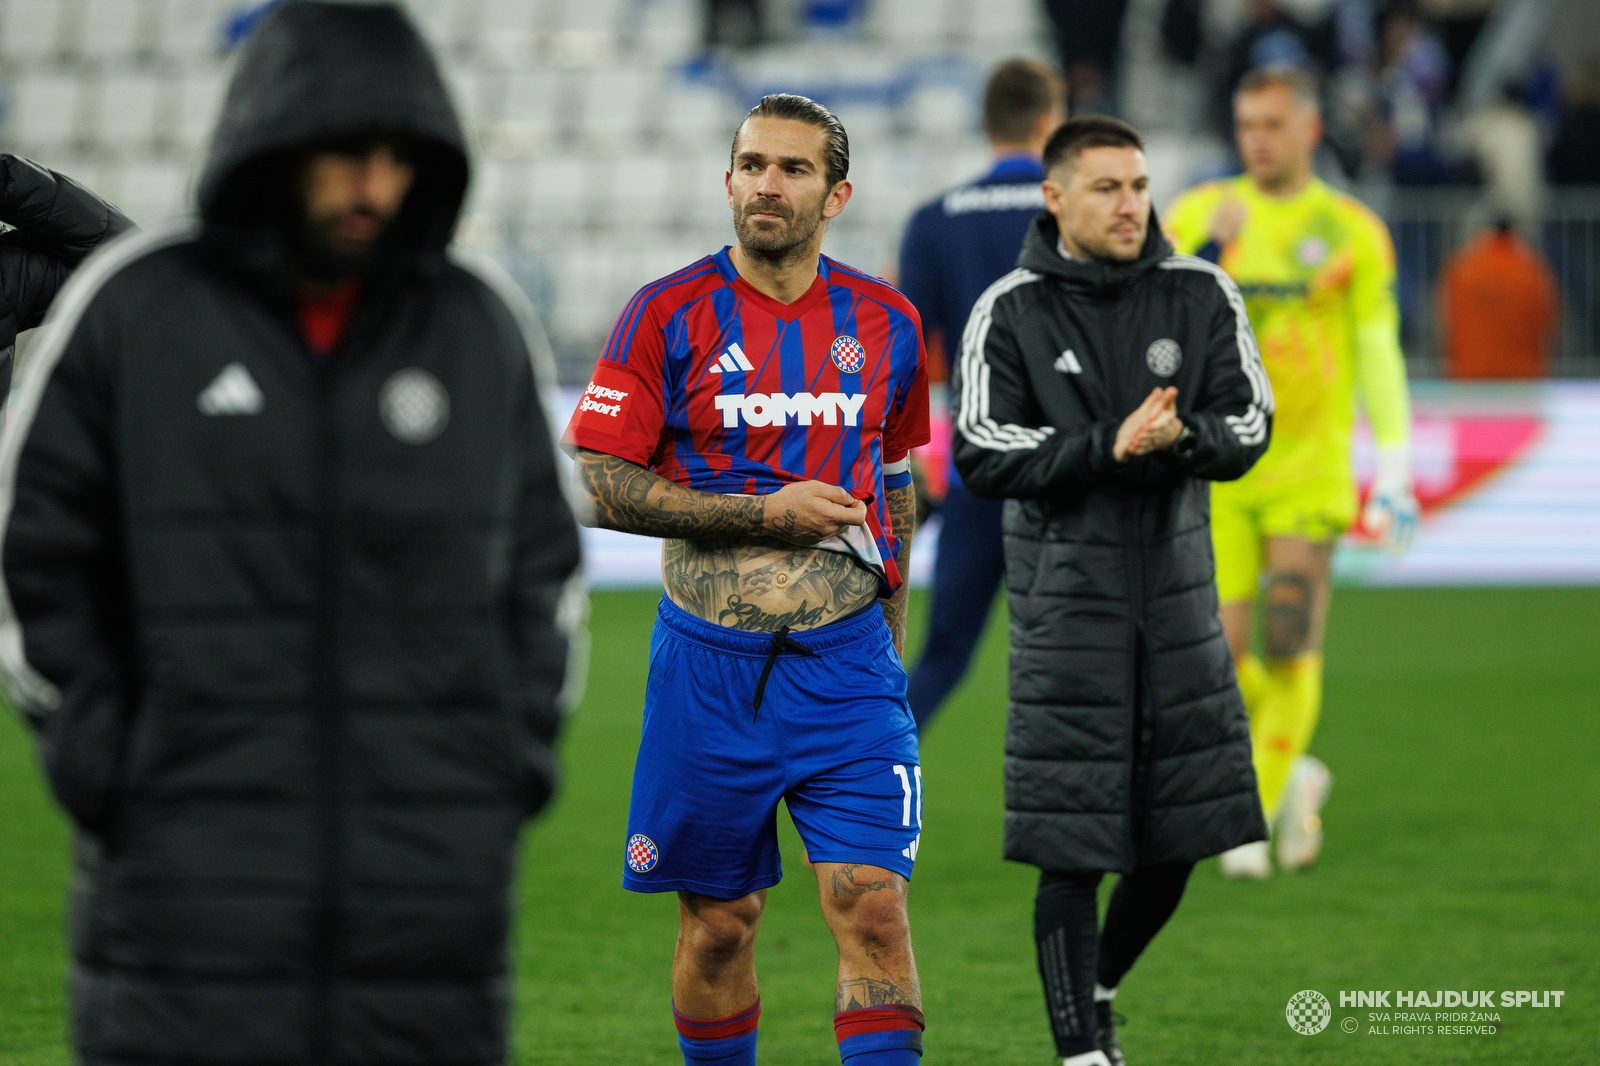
left=1276, top=756, right=1333, bottom=870
left=1219, top=840, right=1272, bottom=879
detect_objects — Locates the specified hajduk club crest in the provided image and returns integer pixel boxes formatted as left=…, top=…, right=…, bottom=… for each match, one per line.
left=830, top=335, right=866, bottom=374
left=626, top=833, right=659, bottom=873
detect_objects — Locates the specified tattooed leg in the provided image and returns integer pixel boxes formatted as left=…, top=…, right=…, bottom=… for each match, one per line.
left=813, top=862, right=922, bottom=1013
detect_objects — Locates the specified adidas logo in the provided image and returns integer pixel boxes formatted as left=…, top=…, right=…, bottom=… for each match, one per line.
left=1054, top=348, right=1083, bottom=374
left=197, top=363, right=264, bottom=416
left=707, top=342, right=757, bottom=374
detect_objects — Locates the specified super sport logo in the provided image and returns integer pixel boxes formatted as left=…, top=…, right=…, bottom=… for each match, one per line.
left=712, top=392, right=868, bottom=429
left=578, top=381, right=628, bottom=417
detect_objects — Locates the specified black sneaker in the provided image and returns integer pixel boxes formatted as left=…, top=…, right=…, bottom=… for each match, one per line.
left=1095, top=1001, right=1126, bottom=1066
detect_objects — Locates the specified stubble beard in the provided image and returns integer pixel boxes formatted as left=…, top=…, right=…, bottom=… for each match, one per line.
left=733, top=194, right=826, bottom=269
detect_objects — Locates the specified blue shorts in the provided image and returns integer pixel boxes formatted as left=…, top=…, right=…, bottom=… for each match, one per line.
left=623, top=596, right=922, bottom=897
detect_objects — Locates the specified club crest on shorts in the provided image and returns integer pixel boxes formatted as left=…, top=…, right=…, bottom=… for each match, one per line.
left=1146, top=338, right=1182, bottom=377
left=626, top=834, right=659, bottom=873
left=830, top=335, right=866, bottom=374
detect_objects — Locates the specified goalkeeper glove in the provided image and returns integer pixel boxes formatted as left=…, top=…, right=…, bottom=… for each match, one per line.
left=1362, top=444, right=1419, bottom=556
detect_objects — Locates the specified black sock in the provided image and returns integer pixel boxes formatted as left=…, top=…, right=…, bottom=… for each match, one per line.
left=1096, top=862, right=1193, bottom=991
left=1034, top=870, right=1102, bottom=1058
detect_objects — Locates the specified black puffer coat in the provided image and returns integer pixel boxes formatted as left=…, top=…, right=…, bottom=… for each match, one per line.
left=952, top=212, right=1271, bottom=872
left=0, top=4, right=583, bottom=1064
left=0, top=155, right=133, bottom=392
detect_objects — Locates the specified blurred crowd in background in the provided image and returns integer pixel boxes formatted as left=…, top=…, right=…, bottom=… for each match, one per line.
left=0, top=0, right=1596, bottom=381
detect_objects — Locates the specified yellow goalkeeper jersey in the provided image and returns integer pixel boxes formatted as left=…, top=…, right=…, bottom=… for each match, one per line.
left=1165, top=175, right=1409, bottom=499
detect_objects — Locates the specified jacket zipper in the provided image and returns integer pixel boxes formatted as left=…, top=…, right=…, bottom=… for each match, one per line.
left=308, top=358, right=342, bottom=1065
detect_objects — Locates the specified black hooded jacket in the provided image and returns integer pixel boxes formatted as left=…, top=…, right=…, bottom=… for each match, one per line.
left=0, top=4, right=582, bottom=1064
left=952, top=212, right=1272, bottom=872
left=0, top=155, right=133, bottom=392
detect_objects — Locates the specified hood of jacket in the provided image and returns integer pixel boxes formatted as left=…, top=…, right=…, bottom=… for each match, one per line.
left=197, top=0, right=468, bottom=279
left=1015, top=207, right=1173, bottom=296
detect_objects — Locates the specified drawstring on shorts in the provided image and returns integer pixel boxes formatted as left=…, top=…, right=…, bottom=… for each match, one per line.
left=752, top=625, right=819, bottom=717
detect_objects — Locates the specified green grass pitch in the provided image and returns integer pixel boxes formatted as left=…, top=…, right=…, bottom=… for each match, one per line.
left=1, top=587, right=1596, bottom=1064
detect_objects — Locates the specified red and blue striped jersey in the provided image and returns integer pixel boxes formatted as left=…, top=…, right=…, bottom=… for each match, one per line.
left=563, top=248, right=930, bottom=593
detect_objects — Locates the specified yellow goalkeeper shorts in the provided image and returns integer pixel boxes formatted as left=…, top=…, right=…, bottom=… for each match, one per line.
left=1211, top=476, right=1358, bottom=604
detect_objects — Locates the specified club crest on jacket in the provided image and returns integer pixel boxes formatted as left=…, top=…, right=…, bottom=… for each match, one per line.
left=380, top=368, right=450, bottom=444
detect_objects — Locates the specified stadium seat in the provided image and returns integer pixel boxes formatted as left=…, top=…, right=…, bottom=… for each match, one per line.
left=150, top=0, right=226, bottom=58
left=78, top=0, right=145, bottom=59
left=398, top=0, right=461, bottom=51
left=476, top=0, right=539, bottom=63
left=488, top=67, right=565, bottom=155
left=634, top=0, right=697, bottom=60
left=529, top=152, right=593, bottom=224
left=659, top=79, right=733, bottom=149
left=171, top=68, right=227, bottom=152
left=905, top=82, right=976, bottom=141
left=117, top=158, right=192, bottom=224
left=467, top=157, right=533, bottom=218
left=573, top=63, right=658, bottom=145
left=595, top=150, right=685, bottom=229
left=954, top=0, right=1039, bottom=46
left=867, top=0, right=947, bottom=48
left=0, top=0, right=69, bottom=60
left=7, top=72, right=83, bottom=151
left=91, top=72, right=166, bottom=152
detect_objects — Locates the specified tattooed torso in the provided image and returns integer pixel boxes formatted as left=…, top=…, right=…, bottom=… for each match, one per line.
left=663, top=538, right=879, bottom=633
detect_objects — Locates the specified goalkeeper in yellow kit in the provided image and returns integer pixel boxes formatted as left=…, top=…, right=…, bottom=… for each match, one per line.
left=1165, top=65, right=1418, bottom=878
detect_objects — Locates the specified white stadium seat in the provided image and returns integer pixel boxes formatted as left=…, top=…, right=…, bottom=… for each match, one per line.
left=574, top=64, right=659, bottom=145
left=7, top=72, right=83, bottom=150
left=905, top=82, right=976, bottom=141
left=171, top=68, right=228, bottom=152
left=91, top=72, right=166, bottom=151
left=78, top=0, right=145, bottom=59
left=398, top=0, right=460, bottom=51
left=151, top=0, right=226, bottom=58
left=1, top=0, right=69, bottom=59
left=659, top=79, right=733, bottom=149
left=528, top=152, right=593, bottom=224
left=117, top=158, right=192, bottom=224
left=487, top=67, right=564, bottom=155
left=475, top=0, right=538, bottom=63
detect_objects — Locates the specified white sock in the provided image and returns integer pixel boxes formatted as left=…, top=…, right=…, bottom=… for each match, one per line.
left=1062, top=1052, right=1112, bottom=1066
left=1093, top=983, right=1118, bottom=1002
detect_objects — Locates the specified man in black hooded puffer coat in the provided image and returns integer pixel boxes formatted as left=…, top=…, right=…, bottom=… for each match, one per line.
left=0, top=4, right=583, bottom=1065
left=953, top=116, right=1272, bottom=1066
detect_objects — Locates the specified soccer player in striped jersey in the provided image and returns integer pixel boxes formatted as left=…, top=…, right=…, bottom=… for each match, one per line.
left=564, top=95, right=931, bottom=1066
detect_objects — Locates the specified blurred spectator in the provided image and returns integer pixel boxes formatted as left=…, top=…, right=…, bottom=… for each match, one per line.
left=1217, top=1, right=1318, bottom=135
left=1548, top=62, right=1600, bottom=184
left=1439, top=219, right=1559, bottom=378
left=705, top=0, right=766, bottom=48
left=1044, top=0, right=1129, bottom=114
left=1374, top=1, right=1463, bottom=183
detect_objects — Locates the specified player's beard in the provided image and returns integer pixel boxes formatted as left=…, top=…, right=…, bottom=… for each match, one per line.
left=733, top=191, right=827, bottom=267
left=292, top=204, right=398, bottom=283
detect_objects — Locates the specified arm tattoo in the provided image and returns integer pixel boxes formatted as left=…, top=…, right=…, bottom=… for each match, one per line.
left=881, top=483, right=916, bottom=655
left=831, top=863, right=905, bottom=898
left=837, top=977, right=914, bottom=1012
left=577, top=449, right=766, bottom=540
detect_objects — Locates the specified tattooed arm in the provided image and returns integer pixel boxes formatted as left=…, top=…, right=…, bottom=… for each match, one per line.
left=881, top=482, right=916, bottom=657
left=575, top=449, right=864, bottom=544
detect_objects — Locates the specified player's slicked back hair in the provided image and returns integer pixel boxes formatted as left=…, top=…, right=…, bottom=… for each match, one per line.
left=982, top=58, right=1065, bottom=145
left=732, top=93, right=850, bottom=189
left=1236, top=64, right=1321, bottom=113
left=1041, top=115, right=1144, bottom=175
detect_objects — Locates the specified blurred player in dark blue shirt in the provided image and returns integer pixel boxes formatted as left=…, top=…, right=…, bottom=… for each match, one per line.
left=898, top=58, right=1064, bottom=731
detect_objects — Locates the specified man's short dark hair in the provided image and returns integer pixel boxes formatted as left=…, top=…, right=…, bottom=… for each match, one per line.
left=982, top=58, right=1065, bottom=144
left=1041, top=115, right=1144, bottom=174
left=731, top=93, right=850, bottom=189
left=1235, top=64, right=1321, bottom=113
